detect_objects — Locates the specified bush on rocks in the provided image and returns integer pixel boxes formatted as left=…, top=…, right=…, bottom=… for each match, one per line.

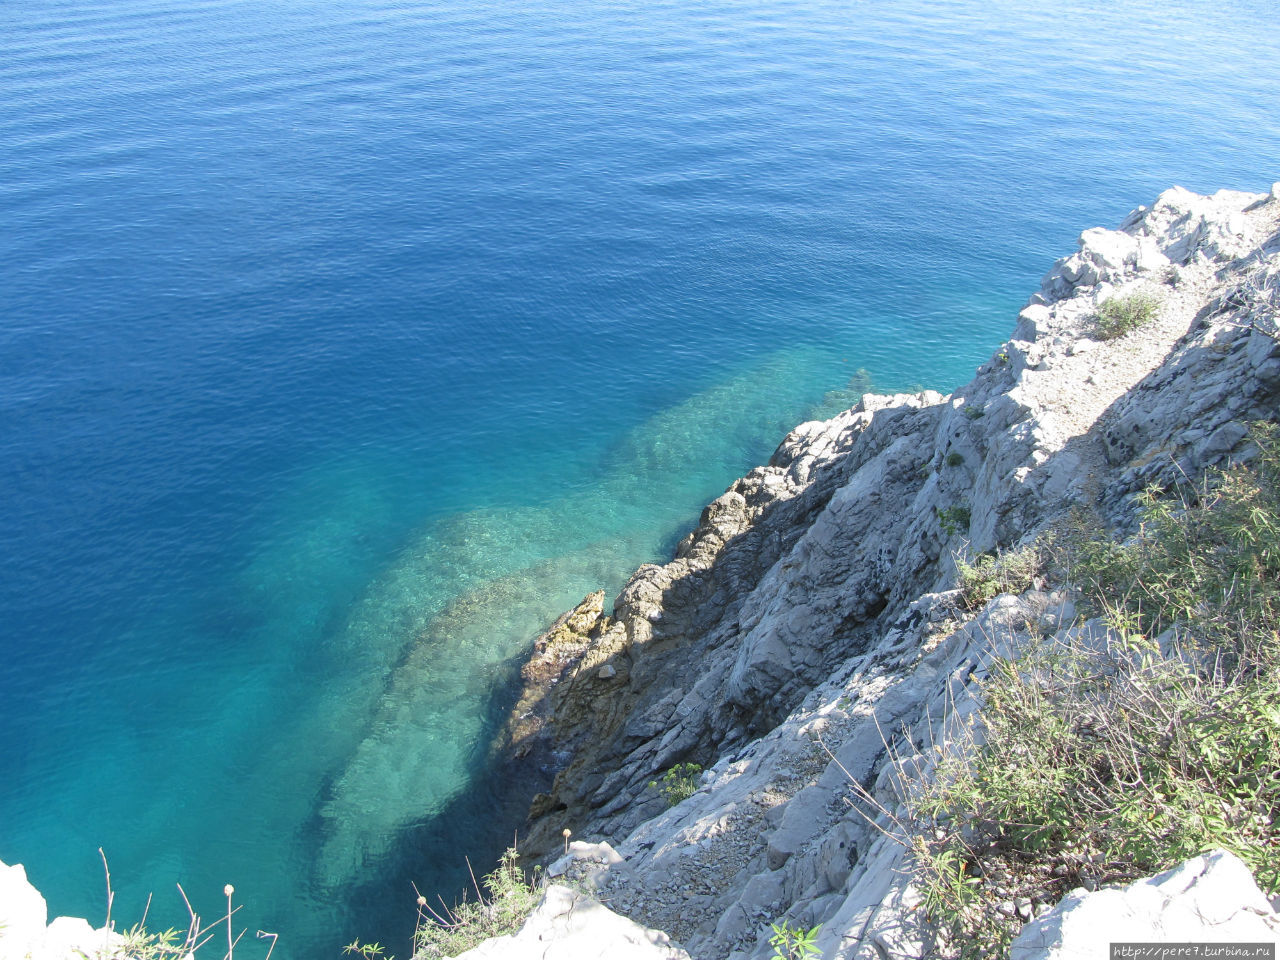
left=910, top=423, right=1280, bottom=958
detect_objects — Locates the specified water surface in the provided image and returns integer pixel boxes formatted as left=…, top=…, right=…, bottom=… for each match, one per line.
left=2, top=0, right=1278, bottom=953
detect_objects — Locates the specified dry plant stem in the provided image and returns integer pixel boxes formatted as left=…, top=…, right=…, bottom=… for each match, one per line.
left=412, top=879, right=454, bottom=936
left=816, top=715, right=911, bottom=852
left=100, top=847, right=115, bottom=932
left=256, top=930, right=278, bottom=960
left=225, top=886, right=235, bottom=960
left=177, top=882, right=219, bottom=955
left=429, top=894, right=455, bottom=928
left=139, top=891, right=154, bottom=931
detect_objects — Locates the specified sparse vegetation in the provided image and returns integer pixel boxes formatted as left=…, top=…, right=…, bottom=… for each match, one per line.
left=1093, top=290, right=1160, bottom=340
left=954, top=541, right=1045, bottom=611
left=945, top=451, right=965, bottom=467
left=412, top=848, right=543, bottom=959
left=109, top=924, right=198, bottom=960
left=936, top=504, right=971, bottom=537
left=768, top=920, right=821, bottom=960
left=908, top=423, right=1280, bottom=958
left=650, top=762, right=703, bottom=807
left=344, top=941, right=391, bottom=959
left=83, top=853, right=274, bottom=960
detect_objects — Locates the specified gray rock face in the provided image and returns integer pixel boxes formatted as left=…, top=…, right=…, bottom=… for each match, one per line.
left=1010, top=850, right=1280, bottom=960
left=502, top=185, right=1280, bottom=959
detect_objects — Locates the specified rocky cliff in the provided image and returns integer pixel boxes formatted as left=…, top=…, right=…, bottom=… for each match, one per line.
left=496, top=184, right=1280, bottom=959
left=0, top=860, right=139, bottom=960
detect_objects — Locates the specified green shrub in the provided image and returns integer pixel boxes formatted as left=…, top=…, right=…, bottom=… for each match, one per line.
left=1093, top=291, right=1160, bottom=340
left=1071, top=429, right=1280, bottom=660
left=344, top=942, right=390, bottom=959
left=909, top=423, right=1280, bottom=958
left=111, top=925, right=198, bottom=960
left=768, top=920, right=821, bottom=960
left=937, top=504, right=971, bottom=536
left=945, top=452, right=965, bottom=467
left=413, top=848, right=542, bottom=959
left=954, top=542, right=1044, bottom=611
left=649, top=762, right=703, bottom=807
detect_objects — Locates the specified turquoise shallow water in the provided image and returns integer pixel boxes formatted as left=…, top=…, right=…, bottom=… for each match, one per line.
left=2, top=0, right=1279, bottom=954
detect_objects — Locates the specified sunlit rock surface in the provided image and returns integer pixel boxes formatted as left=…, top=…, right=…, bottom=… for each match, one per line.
left=500, top=184, right=1280, bottom=959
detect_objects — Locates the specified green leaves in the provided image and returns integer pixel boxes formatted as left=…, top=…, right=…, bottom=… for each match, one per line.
left=768, top=921, right=821, bottom=960
left=937, top=504, right=972, bottom=537
left=412, top=848, right=542, bottom=959
left=649, top=762, right=703, bottom=807
left=955, top=542, right=1045, bottom=611
left=343, top=941, right=390, bottom=959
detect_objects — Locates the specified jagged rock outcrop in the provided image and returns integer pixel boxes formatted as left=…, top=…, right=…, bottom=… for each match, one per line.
left=514, top=183, right=1280, bottom=861
left=498, top=182, right=1280, bottom=959
left=550, top=591, right=1048, bottom=959
left=1009, top=850, right=1280, bottom=960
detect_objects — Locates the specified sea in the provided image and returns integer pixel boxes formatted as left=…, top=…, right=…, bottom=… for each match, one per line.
left=2, top=0, right=1278, bottom=955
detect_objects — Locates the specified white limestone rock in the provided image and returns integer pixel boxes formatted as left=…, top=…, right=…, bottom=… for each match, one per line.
left=1010, top=850, right=1280, bottom=960
left=450, top=885, right=690, bottom=960
left=1037, top=185, right=1266, bottom=302
left=0, top=859, right=130, bottom=960
left=0, top=860, right=48, bottom=958
left=40, top=916, right=121, bottom=960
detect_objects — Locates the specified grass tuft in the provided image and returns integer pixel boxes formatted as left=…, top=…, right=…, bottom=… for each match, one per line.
left=955, top=542, right=1046, bottom=611
left=937, top=504, right=971, bottom=537
left=1093, top=291, right=1160, bottom=340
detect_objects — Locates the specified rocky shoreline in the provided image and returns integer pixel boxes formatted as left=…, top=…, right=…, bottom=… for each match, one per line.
left=491, top=184, right=1280, bottom=959
left=7, top=185, right=1277, bottom=960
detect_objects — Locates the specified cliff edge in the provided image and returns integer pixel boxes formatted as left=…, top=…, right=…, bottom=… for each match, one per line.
left=495, top=184, right=1280, bottom=959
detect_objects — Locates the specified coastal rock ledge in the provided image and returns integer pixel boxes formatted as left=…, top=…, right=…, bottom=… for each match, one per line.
left=498, top=184, right=1280, bottom=959
left=0, top=859, right=141, bottom=960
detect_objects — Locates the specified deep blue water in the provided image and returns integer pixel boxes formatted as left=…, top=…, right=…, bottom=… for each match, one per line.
left=2, top=0, right=1278, bottom=954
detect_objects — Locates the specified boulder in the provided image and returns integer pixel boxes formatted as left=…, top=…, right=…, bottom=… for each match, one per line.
left=1010, top=850, right=1280, bottom=960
